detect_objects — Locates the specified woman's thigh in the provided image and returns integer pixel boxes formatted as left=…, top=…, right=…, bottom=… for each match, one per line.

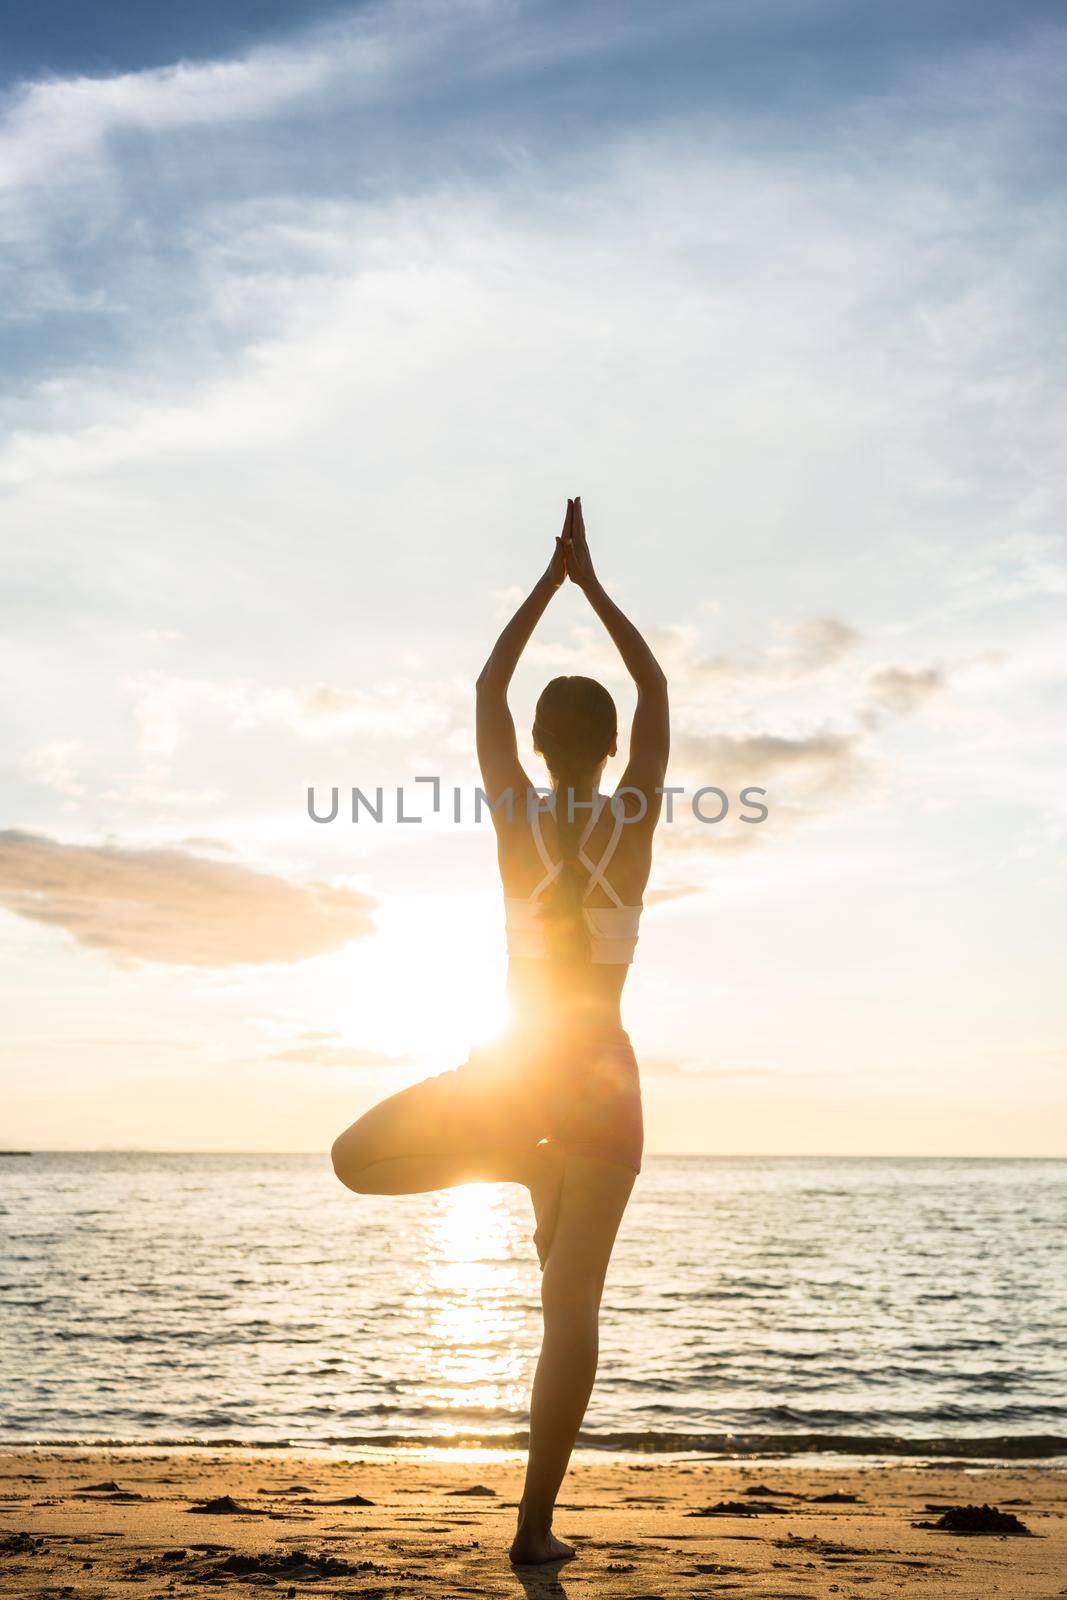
left=331, top=1056, right=544, bottom=1183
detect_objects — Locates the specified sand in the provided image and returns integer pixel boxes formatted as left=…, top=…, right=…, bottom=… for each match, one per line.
left=0, top=1449, right=1063, bottom=1597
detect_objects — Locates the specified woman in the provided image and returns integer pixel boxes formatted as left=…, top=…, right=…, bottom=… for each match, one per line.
left=331, top=495, right=669, bottom=1565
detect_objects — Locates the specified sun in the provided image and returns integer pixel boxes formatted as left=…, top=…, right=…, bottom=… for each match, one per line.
left=334, top=884, right=511, bottom=1071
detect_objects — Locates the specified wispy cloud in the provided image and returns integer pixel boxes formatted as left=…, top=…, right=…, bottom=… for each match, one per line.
left=271, top=1040, right=408, bottom=1069
left=126, top=671, right=467, bottom=762
left=862, top=664, right=945, bottom=720
left=0, top=18, right=393, bottom=191
left=0, top=830, right=375, bottom=966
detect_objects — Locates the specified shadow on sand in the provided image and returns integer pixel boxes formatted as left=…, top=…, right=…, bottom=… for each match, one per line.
left=508, top=1560, right=573, bottom=1600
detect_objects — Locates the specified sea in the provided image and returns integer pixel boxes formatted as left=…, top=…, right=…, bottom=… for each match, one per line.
left=1, top=1154, right=1064, bottom=1458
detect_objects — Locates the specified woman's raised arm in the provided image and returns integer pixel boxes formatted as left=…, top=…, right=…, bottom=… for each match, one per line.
left=475, top=501, right=570, bottom=805
left=565, top=495, right=669, bottom=805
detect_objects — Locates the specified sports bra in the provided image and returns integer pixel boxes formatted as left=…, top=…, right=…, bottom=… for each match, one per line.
left=504, top=791, right=643, bottom=965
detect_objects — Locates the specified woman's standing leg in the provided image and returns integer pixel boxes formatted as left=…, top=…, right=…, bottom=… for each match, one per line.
left=510, top=1155, right=635, bottom=1565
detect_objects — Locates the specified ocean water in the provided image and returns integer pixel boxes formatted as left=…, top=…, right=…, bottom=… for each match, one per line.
left=1, top=1154, right=1064, bottom=1457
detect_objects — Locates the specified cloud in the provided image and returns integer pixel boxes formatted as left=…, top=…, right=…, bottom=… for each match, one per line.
left=657, top=638, right=961, bottom=853
left=640, top=1055, right=822, bottom=1080
left=862, top=663, right=945, bottom=718
left=935, top=533, right=1067, bottom=615
left=272, top=1042, right=407, bottom=1069
left=639, top=1055, right=689, bottom=1077
left=767, top=617, right=860, bottom=673
left=25, top=738, right=85, bottom=799
left=643, top=883, right=703, bottom=908
left=0, top=830, right=375, bottom=966
left=126, top=672, right=467, bottom=766
left=647, top=616, right=861, bottom=698
left=0, top=27, right=378, bottom=192
left=676, top=728, right=862, bottom=796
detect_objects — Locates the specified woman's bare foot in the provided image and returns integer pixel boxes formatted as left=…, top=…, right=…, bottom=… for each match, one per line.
left=509, top=1526, right=576, bottom=1566
left=528, top=1140, right=565, bottom=1269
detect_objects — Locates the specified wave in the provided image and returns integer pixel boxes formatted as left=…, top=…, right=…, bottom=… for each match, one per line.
left=3, top=1430, right=1064, bottom=1460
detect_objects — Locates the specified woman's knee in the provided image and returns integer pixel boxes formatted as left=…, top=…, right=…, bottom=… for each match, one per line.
left=540, top=1258, right=603, bottom=1328
left=331, top=1120, right=374, bottom=1192
left=332, top=1075, right=453, bottom=1192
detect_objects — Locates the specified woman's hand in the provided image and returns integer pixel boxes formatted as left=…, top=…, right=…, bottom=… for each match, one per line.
left=476, top=497, right=576, bottom=804
left=545, top=498, right=572, bottom=589
left=564, top=494, right=598, bottom=592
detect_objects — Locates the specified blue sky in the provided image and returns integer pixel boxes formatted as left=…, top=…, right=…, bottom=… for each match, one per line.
left=1, top=0, right=1065, bottom=1152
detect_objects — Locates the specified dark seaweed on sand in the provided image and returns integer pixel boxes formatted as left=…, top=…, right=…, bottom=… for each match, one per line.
left=130, top=1546, right=381, bottom=1581
left=914, top=1503, right=1033, bottom=1536
left=1, top=1532, right=46, bottom=1555
left=686, top=1500, right=791, bottom=1517
left=187, top=1495, right=263, bottom=1516
left=214, top=1549, right=376, bottom=1577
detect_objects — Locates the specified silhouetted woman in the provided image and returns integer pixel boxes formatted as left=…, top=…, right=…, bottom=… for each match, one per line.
left=332, top=496, right=669, bottom=1565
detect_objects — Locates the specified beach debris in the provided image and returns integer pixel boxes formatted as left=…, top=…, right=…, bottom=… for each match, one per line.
left=446, top=1484, right=497, bottom=1496
left=187, top=1495, right=262, bottom=1516
left=73, top=1478, right=141, bottom=1504
left=1, top=1532, right=46, bottom=1555
left=686, top=1500, right=791, bottom=1517
left=75, top=1486, right=143, bottom=1501
left=213, top=1549, right=374, bottom=1578
left=774, top=1535, right=880, bottom=1556
left=129, top=1545, right=381, bottom=1584
left=913, top=1503, right=1033, bottom=1536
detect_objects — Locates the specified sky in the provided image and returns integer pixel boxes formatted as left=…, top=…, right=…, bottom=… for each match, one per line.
left=1, top=0, right=1065, bottom=1155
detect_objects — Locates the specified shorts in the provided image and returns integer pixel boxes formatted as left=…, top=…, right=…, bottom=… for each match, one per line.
left=431, top=1017, right=644, bottom=1175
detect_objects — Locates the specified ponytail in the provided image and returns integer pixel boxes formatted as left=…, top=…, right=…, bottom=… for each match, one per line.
left=531, top=676, right=619, bottom=970
left=538, top=767, right=594, bottom=965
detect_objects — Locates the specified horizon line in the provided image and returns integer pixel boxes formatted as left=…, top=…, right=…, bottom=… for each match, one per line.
left=3, top=1149, right=1066, bottom=1161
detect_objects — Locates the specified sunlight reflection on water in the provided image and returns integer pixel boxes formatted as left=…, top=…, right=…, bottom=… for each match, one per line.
left=412, top=1187, right=531, bottom=1424
left=2, top=1154, right=1065, bottom=1449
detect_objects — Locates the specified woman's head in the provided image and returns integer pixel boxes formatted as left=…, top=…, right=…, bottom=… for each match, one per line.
left=532, top=676, right=618, bottom=785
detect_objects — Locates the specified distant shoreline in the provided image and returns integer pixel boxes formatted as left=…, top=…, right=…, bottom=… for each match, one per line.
left=4, top=1150, right=1067, bottom=1161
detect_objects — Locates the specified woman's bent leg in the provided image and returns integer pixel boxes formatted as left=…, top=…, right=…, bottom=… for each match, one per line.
left=511, top=1155, right=635, bottom=1565
left=331, top=1060, right=542, bottom=1197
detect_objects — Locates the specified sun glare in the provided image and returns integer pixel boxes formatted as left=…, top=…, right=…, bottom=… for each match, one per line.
left=335, top=887, right=510, bottom=1068
left=408, top=1185, right=533, bottom=1431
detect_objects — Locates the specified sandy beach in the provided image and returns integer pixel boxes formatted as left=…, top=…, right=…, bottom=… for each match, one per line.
left=0, top=1449, right=1063, bottom=1598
